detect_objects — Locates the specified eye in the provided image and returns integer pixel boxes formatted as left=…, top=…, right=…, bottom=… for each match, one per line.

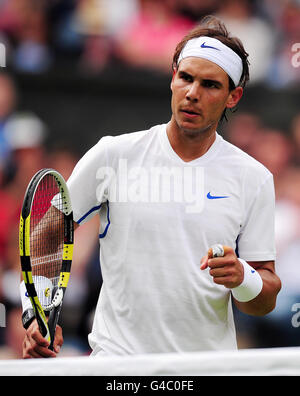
left=203, top=80, right=220, bottom=89
left=179, top=72, right=193, bottom=82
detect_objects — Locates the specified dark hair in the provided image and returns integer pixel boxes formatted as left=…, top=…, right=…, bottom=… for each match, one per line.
left=172, top=15, right=250, bottom=90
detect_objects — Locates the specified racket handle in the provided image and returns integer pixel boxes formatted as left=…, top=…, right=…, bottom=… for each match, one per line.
left=36, top=313, right=49, bottom=339
left=48, top=304, right=62, bottom=351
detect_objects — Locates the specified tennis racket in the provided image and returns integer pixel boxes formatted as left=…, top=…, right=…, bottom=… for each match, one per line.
left=19, top=168, right=74, bottom=350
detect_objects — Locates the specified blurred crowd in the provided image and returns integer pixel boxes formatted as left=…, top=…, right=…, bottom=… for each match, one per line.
left=0, top=0, right=299, bottom=358
left=0, top=71, right=102, bottom=357
left=0, top=0, right=298, bottom=87
left=224, top=111, right=300, bottom=349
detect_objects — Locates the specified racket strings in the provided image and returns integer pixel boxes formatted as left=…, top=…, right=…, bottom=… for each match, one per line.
left=30, top=175, right=64, bottom=289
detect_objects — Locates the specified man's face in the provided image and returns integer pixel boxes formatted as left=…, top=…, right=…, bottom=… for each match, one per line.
left=170, top=57, right=242, bottom=137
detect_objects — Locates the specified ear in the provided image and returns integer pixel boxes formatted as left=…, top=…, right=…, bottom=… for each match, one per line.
left=226, top=86, right=243, bottom=109
left=172, top=67, right=177, bottom=79
left=170, top=67, right=177, bottom=89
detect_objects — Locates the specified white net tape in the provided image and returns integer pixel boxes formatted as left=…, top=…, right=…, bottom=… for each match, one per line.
left=1, top=347, right=300, bottom=376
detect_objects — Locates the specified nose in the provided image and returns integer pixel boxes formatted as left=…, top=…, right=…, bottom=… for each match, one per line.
left=186, top=81, right=201, bottom=103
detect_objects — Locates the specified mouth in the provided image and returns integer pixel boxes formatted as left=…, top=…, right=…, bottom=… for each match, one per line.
left=180, top=108, right=201, bottom=118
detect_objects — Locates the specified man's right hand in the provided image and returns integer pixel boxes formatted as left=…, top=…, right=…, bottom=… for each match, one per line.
left=22, top=319, right=63, bottom=358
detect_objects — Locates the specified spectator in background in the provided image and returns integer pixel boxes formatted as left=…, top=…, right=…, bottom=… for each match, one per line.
left=257, top=165, right=300, bottom=347
left=176, top=0, right=220, bottom=22
left=0, top=136, right=102, bottom=357
left=247, top=127, right=294, bottom=186
left=265, top=0, right=300, bottom=89
left=0, top=112, right=47, bottom=265
left=0, top=73, right=18, bottom=265
left=48, top=144, right=81, bottom=181
left=3, top=112, right=48, bottom=201
left=0, top=112, right=47, bottom=358
left=223, top=112, right=264, bottom=155
left=225, top=112, right=300, bottom=348
left=0, top=72, right=17, bottom=169
left=72, top=0, right=139, bottom=72
left=114, top=0, right=195, bottom=74
left=291, top=113, right=300, bottom=166
left=0, top=112, right=48, bottom=264
left=216, top=0, right=275, bottom=85
left=276, top=166, right=300, bottom=247
left=0, top=224, right=24, bottom=358
left=0, top=0, right=52, bottom=73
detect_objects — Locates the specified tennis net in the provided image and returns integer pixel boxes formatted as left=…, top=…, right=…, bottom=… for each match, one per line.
left=0, top=347, right=300, bottom=376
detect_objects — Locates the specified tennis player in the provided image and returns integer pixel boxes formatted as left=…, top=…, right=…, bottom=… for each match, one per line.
left=22, top=15, right=281, bottom=358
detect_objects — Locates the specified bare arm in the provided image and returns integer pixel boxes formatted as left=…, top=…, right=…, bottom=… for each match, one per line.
left=233, top=260, right=281, bottom=316
left=200, top=247, right=281, bottom=317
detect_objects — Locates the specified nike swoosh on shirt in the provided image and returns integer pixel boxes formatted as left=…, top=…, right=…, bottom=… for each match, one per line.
left=201, top=42, right=220, bottom=51
left=207, top=192, right=229, bottom=199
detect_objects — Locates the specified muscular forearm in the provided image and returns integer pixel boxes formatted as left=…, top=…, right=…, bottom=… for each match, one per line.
left=233, top=264, right=282, bottom=316
left=201, top=248, right=281, bottom=317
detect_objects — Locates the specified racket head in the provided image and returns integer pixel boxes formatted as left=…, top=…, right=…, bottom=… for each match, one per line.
left=19, top=168, right=74, bottom=346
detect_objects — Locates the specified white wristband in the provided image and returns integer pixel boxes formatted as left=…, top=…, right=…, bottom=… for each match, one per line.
left=231, top=259, right=263, bottom=302
left=20, top=281, right=33, bottom=313
left=20, top=276, right=53, bottom=312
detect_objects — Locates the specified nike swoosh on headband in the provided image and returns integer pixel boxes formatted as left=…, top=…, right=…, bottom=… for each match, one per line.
left=178, top=36, right=243, bottom=87
left=200, top=42, right=220, bottom=51
left=207, top=192, right=229, bottom=199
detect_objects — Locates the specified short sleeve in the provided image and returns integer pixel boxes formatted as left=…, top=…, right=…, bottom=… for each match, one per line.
left=237, top=174, right=276, bottom=262
left=67, top=136, right=113, bottom=225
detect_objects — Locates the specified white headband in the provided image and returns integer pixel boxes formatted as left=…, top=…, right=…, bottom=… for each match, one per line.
left=177, top=36, right=243, bottom=87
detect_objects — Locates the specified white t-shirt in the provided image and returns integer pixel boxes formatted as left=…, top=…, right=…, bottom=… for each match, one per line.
left=67, top=124, right=276, bottom=355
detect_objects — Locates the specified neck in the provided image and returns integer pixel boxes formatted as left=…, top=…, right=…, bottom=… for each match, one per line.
left=166, top=118, right=217, bottom=162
